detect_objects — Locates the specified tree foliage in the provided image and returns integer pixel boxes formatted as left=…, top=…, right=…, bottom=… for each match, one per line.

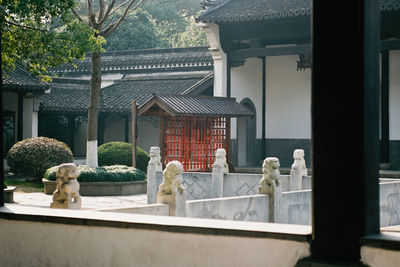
left=103, top=9, right=167, bottom=51
left=143, top=0, right=207, bottom=48
left=1, top=0, right=103, bottom=77
left=102, top=0, right=208, bottom=51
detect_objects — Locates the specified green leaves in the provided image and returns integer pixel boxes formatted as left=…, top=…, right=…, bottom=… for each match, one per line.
left=1, top=0, right=104, bottom=77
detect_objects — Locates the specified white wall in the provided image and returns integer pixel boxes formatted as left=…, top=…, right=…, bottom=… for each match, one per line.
left=231, top=58, right=263, bottom=139
left=229, top=55, right=311, bottom=140
left=389, top=50, right=400, bottom=140
left=22, top=97, right=40, bottom=139
left=0, top=217, right=310, bottom=267
left=266, top=55, right=311, bottom=139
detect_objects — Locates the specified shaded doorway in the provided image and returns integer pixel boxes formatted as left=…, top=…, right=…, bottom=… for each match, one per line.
left=237, top=98, right=256, bottom=167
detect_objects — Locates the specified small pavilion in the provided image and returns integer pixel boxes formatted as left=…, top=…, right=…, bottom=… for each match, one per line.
left=138, top=94, right=253, bottom=171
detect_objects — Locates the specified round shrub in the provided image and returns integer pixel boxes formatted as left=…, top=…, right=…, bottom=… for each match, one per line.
left=7, top=137, right=73, bottom=178
left=98, top=142, right=149, bottom=172
left=44, top=165, right=146, bottom=182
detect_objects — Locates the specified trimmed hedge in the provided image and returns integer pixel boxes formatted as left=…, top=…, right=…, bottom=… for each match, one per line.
left=7, top=137, right=73, bottom=178
left=44, top=165, right=146, bottom=183
left=98, top=142, right=149, bottom=172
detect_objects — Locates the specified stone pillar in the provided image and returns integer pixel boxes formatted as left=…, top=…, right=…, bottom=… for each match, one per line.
left=259, top=157, right=282, bottom=223
left=147, top=146, right=163, bottom=204
left=50, top=163, right=81, bottom=209
left=289, top=149, right=308, bottom=191
left=156, top=160, right=186, bottom=216
left=211, top=148, right=228, bottom=198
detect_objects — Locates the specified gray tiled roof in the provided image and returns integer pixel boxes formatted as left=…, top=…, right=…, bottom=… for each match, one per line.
left=3, top=65, right=49, bottom=93
left=101, top=74, right=211, bottom=113
left=47, top=47, right=213, bottom=74
left=40, top=73, right=213, bottom=114
left=197, top=0, right=400, bottom=23
left=139, top=94, right=254, bottom=117
left=40, top=79, right=90, bottom=114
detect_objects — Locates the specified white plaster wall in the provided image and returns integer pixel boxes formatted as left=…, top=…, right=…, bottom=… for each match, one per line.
left=361, top=246, right=400, bottom=267
left=22, top=98, right=35, bottom=139
left=266, top=55, right=311, bottom=139
left=231, top=58, right=263, bottom=139
left=0, top=219, right=310, bottom=267
left=389, top=50, right=400, bottom=140
left=199, top=22, right=227, bottom=97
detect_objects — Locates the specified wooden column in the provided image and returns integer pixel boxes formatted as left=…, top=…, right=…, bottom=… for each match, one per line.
left=159, top=115, right=165, bottom=167
left=310, top=0, right=380, bottom=263
left=261, top=57, right=266, bottom=161
left=131, top=100, right=137, bottom=168
left=17, top=93, right=23, bottom=141
left=227, top=54, right=231, bottom=97
left=0, top=35, right=4, bottom=206
left=67, top=115, right=75, bottom=154
left=226, top=117, right=231, bottom=164
left=381, top=51, right=390, bottom=165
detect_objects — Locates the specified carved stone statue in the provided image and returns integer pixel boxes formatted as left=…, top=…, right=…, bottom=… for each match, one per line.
left=212, top=148, right=229, bottom=174
left=148, top=146, right=162, bottom=171
left=50, top=163, right=82, bottom=209
left=157, top=161, right=186, bottom=216
left=290, top=149, right=307, bottom=191
left=259, top=157, right=280, bottom=195
left=147, top=146, right=163, bottom=204
left=292, top=149, right=307, bottom=176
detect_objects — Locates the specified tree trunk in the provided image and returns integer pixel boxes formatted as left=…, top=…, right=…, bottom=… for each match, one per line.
left=86, top=51, right=101, bottom=167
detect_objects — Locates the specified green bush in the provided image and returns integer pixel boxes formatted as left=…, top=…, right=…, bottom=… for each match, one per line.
left=7, top=137, right=73, bottom=178
left=44, top=165, right=146, bottom=182
left=98, top=142, right=149, bottom=172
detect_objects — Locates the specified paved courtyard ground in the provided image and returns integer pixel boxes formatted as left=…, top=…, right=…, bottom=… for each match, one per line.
left=13, top=192, right=147, bottom=210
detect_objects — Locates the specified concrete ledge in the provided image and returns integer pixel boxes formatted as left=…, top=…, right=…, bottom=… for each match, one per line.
left=0, top=204, right=311, bottom=241
left=97, top=203, right=169, bottom=216
left=362, top=233, right=400, bottom=251
left=42, top=179, right=147, bottom=196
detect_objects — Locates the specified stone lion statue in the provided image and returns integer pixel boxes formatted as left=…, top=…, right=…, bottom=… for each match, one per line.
left=212, top=148, right=229, bottom=173
left=50, top=163, right=81, bottom=209
left=148, top=146, right=162, bottom=171
left=259, top=157, right=280, bottom=195
left=291, top=149, right=307, bottom=176
left=158, top=160, right=184, bottom=196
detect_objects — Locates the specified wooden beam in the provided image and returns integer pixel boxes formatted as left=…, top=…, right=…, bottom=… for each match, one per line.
left=131, top=100, right=137, bottom=168
left=231, top=44, right=311, bottom=63
left=230, top=39, right=399, bottom=64
left=380, top=39, right=400, bottom=51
